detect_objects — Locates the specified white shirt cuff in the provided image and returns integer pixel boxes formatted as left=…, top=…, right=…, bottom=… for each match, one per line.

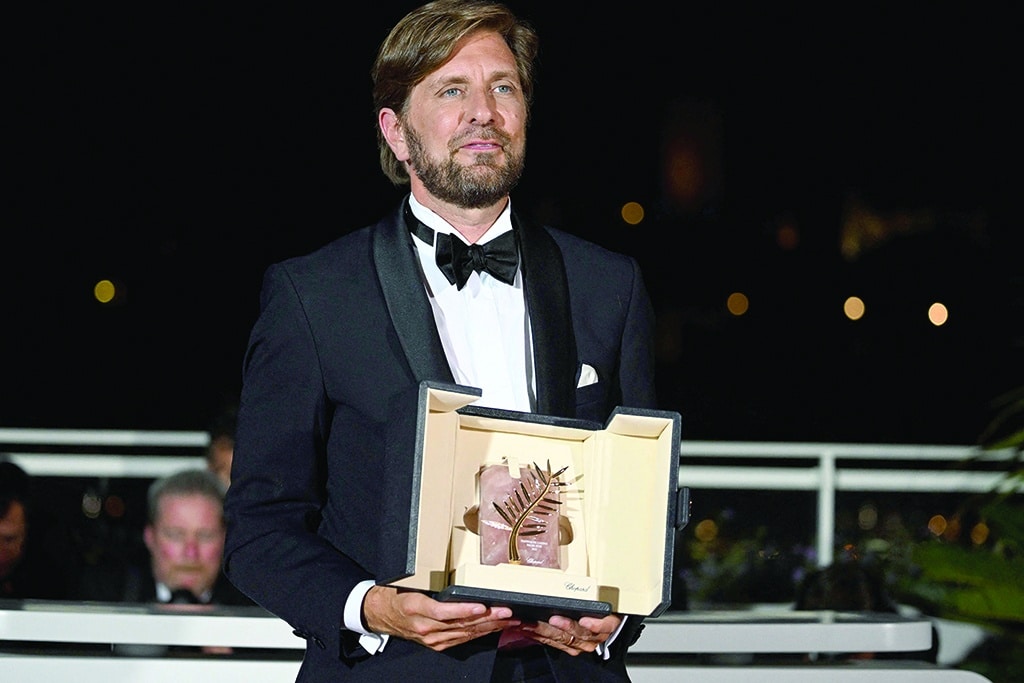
left=343, top=579, right=389, bottom=654
left=595, top=615, right=627, bottom=660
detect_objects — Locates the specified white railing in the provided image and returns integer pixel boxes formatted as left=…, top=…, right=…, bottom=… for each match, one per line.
left=1, top=600, right=973, bottom=682
left=2, top=428, right=1020, bottom=569
left=676, top=440, right=1020, bottom=566
left=3, top=428, right=1016, bottom=675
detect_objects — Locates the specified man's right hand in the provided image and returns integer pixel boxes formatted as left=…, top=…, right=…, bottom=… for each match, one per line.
left=363, top=585, right=520, bottom=651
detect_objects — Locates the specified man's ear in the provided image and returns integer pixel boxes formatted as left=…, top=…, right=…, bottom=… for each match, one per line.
left=143, top=525, right=156, bottom=552
left=379, top=108, right=409, bottom=162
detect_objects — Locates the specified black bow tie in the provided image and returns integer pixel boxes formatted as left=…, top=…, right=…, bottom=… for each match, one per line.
left=168, top=588, right=201, bottom=604
left=409, top=218, right=519, bottom=290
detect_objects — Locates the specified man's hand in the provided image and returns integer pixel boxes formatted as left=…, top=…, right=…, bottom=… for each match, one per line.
left=504, top=613, right=622, bottom=656
left=363, top=585, right=520, bottom=651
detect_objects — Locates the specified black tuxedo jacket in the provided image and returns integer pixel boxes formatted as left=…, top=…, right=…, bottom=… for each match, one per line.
left=224, top=198, right=656, bottom=682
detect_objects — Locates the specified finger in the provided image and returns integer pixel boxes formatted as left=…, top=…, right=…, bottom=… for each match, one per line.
left=523, top=622, right=589, bottom=654
left=556, top=630, right=586, bottom=654
left=418, top=621, right=513, bottom=651
left=409, top=594, right=515, bottom=623
left=571, top=613, right=620, bottom=637
left=401, top=611, right=520, bottom=651
left=367, top=587, right=520, bottom=651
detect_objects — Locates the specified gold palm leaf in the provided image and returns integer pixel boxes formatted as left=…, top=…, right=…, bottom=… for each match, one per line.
left=491, top=460, right=569, bottom=564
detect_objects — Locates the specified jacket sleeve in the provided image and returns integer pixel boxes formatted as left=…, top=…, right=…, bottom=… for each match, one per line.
left=223, top=262, right=372, bottom=658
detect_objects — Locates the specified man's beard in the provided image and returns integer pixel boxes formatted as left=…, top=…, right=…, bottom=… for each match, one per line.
left=406, top=125, right=525, bottom=209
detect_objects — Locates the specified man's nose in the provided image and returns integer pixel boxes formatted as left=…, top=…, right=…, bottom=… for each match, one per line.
left=466, top=90, right=497, bottom=125
left=181, top=537, right=200, bottom=558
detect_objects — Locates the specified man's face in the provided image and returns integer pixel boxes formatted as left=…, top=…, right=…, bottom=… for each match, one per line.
left=143, top=493, right=225, bottom=596
left=0, top=501, right=27, bottom=579
left=398, top=31, right=527, bottom=209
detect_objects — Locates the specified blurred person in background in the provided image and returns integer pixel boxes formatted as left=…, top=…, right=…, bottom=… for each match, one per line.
left=205, top=404, right=238, bottom=490
left=80, top=468, right=250, bottom=606
left=77, top=469, right=258, bottom=657
left=794, top=560, right=938, bottom=663
left=795, top=561, right=897, bottom=615
left=1, top=459, right=77, bottom=600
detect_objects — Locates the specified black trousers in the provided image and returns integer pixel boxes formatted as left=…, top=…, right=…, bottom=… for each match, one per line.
left=490, top=645, right=556, bottom=683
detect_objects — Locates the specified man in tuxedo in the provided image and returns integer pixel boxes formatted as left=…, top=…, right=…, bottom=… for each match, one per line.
left=223, top=2, right=657, bottom=681
left=77, top=469, right=254, bottom=657
left=82, top=469, right=249, bottom=607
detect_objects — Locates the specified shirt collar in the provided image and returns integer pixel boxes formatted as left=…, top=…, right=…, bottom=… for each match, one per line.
left=156, top=582, right=213, bottom=604
left=407, top=193, right=513, bottom=245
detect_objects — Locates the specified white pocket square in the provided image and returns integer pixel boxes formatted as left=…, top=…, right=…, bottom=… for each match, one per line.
left=577, top=363, right=599, bottom=388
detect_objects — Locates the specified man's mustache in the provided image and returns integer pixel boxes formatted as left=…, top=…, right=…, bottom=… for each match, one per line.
left=451, top=129, right=511, bottom=149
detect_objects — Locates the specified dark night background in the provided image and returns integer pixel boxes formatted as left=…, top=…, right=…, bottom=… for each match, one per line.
left=5, top=3, right=1021, bottom=446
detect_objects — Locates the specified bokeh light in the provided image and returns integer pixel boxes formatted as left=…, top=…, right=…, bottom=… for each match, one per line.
left=93, top=279, right=116, bottom=304
left=927, top=514, right=947, bottom=536
left=694, top=518, right=718, bottom=542
left=857, top=502, right=878, bottom=530
left=928, top=302, right=949, bottom=326
left=621, top=201, right=645, bottom=225
left=81, top=491, right=102, bottom=519
left=104, top=494, right=126, bottom=519
left=844, top=296, right=866, bottom=321
left=726, top=292, right=749, bottom=316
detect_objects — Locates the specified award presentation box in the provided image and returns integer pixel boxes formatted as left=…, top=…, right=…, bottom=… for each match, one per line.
left=379, top=381, right=690, bottom=620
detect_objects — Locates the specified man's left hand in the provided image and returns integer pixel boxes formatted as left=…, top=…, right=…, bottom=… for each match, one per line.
left=510, top=613, right=621, bottom=655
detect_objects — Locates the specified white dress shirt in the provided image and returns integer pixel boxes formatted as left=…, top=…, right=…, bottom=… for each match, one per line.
left=408, top=193, right=536, bottom=412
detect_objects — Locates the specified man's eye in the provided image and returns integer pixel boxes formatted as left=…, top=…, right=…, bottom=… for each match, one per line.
left=495, top=84, right=513, bottom=94
left=442, top=87, right=461, bottom=97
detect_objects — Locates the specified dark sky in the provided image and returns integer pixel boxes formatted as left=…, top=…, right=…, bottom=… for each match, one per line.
left=6, top=4, right=1020, bottom=445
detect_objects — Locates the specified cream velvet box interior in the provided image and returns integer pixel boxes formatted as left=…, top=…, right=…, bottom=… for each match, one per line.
left=379, top=381, right=687, bottom=619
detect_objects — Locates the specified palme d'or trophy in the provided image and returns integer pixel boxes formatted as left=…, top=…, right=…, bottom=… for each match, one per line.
left=478, top=460, right=570, bottom=569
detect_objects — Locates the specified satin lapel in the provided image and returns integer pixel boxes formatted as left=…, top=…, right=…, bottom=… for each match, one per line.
left=515, top=213, right=577, bottom=418
left=373, top=202, right=455, bottom=383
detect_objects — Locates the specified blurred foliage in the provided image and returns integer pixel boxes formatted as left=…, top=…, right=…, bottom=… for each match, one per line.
left=978, top=386, right=1024, bottom=451
left=887, top=385, right=1024, bottom=682
left=897, top=539, right=1024, bottom=625
left=888, top=456, right=1024, bottom=630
